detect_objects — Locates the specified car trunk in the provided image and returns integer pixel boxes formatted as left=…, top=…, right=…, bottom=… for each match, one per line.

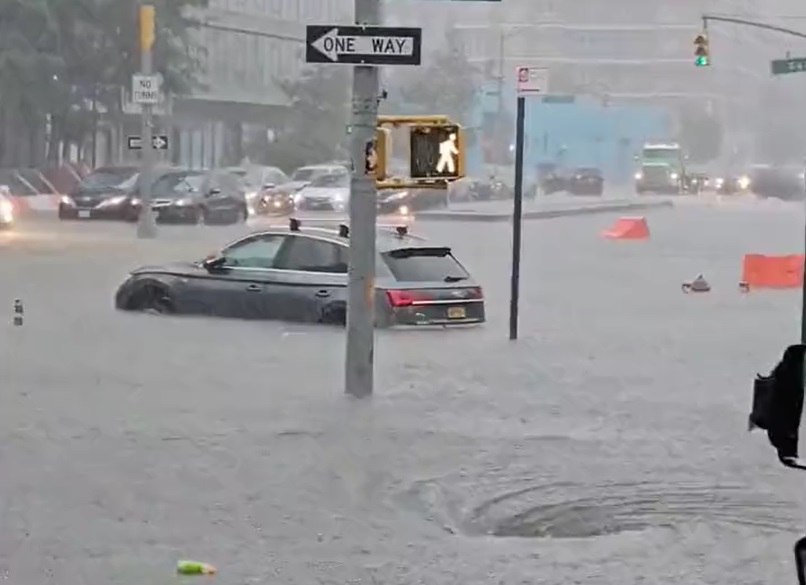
left=380, top=247, right=484, bottom=324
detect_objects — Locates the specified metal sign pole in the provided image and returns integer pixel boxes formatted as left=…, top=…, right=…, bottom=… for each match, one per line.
left=509, top=95, right=525, bottom=340
left=136, top=4, right=157, bottom=239
left=345, top=0, right=381, bottom=398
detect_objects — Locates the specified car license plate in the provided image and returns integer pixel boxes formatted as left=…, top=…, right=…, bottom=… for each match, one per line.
left=447, top=306, right=466, bottom=319
left=78, top=210, right=90, bottom=218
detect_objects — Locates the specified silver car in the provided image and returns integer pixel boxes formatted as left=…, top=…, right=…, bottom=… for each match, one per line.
left=115, top=218, right=486, bottom=327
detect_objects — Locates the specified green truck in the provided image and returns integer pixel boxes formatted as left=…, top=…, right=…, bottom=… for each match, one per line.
left=634, top=142, right=689, bottom=194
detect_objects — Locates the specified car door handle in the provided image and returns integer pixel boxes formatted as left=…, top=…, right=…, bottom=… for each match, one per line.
left=315, top=289, right=330, bottom=298
left=246, top=284, right=262, bottom=292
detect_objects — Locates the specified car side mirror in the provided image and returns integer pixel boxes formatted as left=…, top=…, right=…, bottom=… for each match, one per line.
left=207, top=187, right=222, bottom=197
left=202, top=255, right=226, bottom=272
left=262, top=183, right=275, bottom=190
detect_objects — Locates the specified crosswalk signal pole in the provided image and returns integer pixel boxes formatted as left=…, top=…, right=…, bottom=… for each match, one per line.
left=344, top=0, right=381, bottom=398
left=137, top=3, right=158, bottom=239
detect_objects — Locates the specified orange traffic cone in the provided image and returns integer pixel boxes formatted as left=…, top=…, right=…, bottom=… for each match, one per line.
left=741, top=254, right=803, bottom=290
left=601, top=216, right=649, bottom=240
left=682, top=274, right=711, bottom=293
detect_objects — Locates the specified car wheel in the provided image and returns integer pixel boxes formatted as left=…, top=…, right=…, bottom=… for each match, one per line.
left=134, top=285, right=174, bottom=315
left=320, top=303, right=346, bottom=326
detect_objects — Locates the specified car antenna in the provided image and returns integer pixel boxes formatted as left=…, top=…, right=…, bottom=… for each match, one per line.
left=338, top=223, right=349, bottom=238
left=289, top=217, right=301, bottom=231
left=395, top=225, right=408, bottom=237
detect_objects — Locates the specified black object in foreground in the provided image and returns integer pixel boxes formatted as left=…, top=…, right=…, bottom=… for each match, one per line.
left=749, top=344, right=806, bottom=465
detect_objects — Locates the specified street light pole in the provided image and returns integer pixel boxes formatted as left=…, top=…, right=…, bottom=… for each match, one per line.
left=137, top=3, right=157, bottom=239
left=344, top=0, right=381, bottom=398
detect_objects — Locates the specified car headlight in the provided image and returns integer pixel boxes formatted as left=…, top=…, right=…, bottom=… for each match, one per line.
left=60, top=195, right=75, bottom=206
left=0, top=199, right=13, bottom=220
left=175, top=198, right=193, bottom=206
left=398, top=205, right=410, bottom=215
left=634, top=172, right=642, bottom=180
left=333, top=193, right=344, bottom=202
left=669, top=172, right=679, bottom=181
left=98, top=195, right=127, bottom=207
left=737, top=176, right=751, bottom=189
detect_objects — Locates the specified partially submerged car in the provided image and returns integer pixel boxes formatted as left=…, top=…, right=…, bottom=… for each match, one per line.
left=115, top=218, right=485, bottom=327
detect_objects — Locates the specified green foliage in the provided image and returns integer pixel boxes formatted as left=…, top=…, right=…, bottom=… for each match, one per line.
left=0, top=0, right=207, bottom=163
left=253, top=66, right=351, bottom=171
left=382, top=30, right=478, bottom=123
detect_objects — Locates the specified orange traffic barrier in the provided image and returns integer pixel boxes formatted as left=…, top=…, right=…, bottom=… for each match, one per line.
left=741, top=254, right=803, bottom=290
left=601, top=216, right=649, bottom=240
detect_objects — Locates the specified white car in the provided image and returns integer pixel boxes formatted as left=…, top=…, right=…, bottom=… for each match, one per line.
left=295, top=172, right=350, bottom=211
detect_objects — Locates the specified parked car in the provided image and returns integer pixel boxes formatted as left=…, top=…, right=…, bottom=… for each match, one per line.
left=115, top=218, right=486, bottom=327
left=566, top=167, right=604, bottom=195
left=295, top=172, right=350, bottom=211
left=146, top=168, right=249, bottom=225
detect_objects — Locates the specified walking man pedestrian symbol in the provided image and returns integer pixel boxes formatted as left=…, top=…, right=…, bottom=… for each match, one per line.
left=436, top=133, right=458, bottom=174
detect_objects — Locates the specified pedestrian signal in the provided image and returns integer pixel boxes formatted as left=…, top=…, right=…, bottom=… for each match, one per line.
left=409, top=124, right=464, bottom=180
left=366, top=128, right=390, bottom=179
left=694, top=34, right=710, bottom=67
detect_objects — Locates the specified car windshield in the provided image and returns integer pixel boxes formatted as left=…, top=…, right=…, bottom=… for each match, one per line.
left=310, top=173, right=349, bottom=188
left=152, top=173, right=205, bottom=198
left=291, top=168, right=319, bottom=181
left=382, top=247, right=469, bottom=282
left=642, top=148, right=679, bottom=162
left=78, top=169, right=139, bottom=191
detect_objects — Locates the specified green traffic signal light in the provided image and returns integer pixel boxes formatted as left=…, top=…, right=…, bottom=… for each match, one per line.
left=695, top=55, right=709, bottom=67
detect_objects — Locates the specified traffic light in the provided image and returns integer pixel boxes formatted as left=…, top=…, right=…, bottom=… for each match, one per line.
left=366, top=128, right=390, bottom=179
left=694, top=34, right=710, bottom=67
left=409, top=124, right=464, bottom=180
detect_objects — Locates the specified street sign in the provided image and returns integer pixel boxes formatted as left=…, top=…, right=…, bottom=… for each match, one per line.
left=306, top=25, right=422, bottom=65
left=771, top=57, right=806, bottom=75
left=409, top=125, right=464, bottom=180
left=516, top=66, right=549, bottom=96
left=127, top=135, right=169, bottom=150
left=132, top=74, right=161, bottom=104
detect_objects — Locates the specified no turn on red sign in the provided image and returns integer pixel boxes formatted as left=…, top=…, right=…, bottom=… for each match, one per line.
left=516, top=67, right=549, bottom=96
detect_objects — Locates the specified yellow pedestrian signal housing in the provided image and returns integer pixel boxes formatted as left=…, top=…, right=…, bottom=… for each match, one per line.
left=409, top=124, right=465, bottom=180
left=694, top=34, right=710, bottom=67
left=366, top=128, right=390, bottom=179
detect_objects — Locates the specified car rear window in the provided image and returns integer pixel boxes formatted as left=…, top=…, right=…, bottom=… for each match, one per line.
left=382, top=247, right=469, bottom=282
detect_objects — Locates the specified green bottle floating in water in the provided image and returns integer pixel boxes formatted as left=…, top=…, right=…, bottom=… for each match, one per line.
left=177, top=560, right=217, bottom=575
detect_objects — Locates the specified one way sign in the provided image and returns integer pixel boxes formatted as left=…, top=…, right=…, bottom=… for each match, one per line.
left=306, top=25, right=422, bottom=65
left=127, top=135, right=169, bottom=150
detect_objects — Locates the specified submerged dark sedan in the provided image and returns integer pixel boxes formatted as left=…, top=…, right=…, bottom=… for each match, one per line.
left=115, top=218, right=485, bottom=327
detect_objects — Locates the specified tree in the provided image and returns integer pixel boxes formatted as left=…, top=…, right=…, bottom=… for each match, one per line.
left=249, top=66, right=350, bottom=171
left=0, top=0, right=207, bottom=165
left=381, top=30, right=478, bottom=124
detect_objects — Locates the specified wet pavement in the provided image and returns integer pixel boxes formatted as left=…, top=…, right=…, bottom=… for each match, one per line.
left=1, top=199, right=806, bottom=584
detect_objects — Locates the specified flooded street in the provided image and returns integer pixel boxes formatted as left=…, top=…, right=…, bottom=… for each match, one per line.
left=2, top=201, right=806, bottom=584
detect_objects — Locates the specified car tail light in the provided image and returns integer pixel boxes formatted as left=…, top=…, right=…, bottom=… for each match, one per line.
left=467, top=286, right=483, bottom=299
left=386, top=289, right=429, bottom=307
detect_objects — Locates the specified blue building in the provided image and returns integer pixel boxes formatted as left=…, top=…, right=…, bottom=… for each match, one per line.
left=468, top=81, right=672, bottom=184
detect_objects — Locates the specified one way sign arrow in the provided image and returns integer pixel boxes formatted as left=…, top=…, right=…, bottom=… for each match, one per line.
left=306, top=25, right=422, bottom=65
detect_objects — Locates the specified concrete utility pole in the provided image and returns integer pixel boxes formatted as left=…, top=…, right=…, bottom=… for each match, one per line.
left=137, top=4, right=157, bottom=238
left=344, top=0, right=381, bottom=398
